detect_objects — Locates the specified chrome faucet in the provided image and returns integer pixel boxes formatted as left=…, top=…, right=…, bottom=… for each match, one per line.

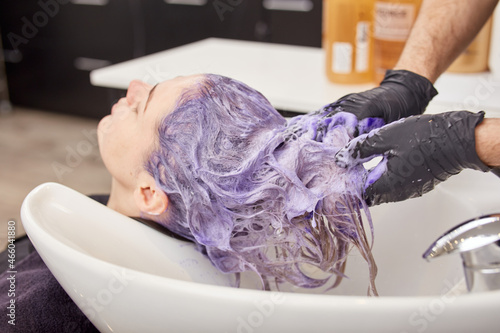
left=423, top=214, right=500, bottom=293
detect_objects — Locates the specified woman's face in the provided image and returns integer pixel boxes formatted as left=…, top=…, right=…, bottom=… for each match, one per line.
left=97, top=75, right=202, bottom=191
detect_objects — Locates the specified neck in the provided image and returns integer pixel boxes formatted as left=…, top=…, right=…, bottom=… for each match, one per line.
left=107, top=178, right=141, bottom=217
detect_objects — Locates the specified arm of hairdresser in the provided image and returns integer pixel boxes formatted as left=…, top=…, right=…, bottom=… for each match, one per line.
left=393, top=0, right=499, bottom=83
left=334, top=0, right=500, bottom=206
left=327, top=0, right=499, bottom=124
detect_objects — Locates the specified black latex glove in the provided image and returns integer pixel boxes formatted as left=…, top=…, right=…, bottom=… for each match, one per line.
left=323, top=69, right=438, bottom=124
left=335, top=111, right=491, bottom=206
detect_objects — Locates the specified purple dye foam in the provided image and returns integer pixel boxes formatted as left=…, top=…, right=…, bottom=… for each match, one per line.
left=145, top=74, right=382, bottom=295
left=364, top=157, right=388, bottom=190
left=358, top=117, right=385, bottom=134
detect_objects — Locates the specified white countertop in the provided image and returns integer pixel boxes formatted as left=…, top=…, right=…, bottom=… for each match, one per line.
left=90, top=37, right=500, bottom=117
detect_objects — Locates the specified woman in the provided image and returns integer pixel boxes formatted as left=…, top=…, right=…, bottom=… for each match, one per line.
left=97, top=74, right=379, bottom=294
left=2, top=73, right=492, bottom=332
left=1, top=74, right=378, bottom=333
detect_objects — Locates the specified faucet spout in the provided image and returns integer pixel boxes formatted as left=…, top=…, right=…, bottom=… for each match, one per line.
left=423, top=214, right=500, bottom=292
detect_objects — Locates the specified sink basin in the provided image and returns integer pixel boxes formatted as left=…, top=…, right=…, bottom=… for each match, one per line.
left=21, top=170, right=500, bottom=332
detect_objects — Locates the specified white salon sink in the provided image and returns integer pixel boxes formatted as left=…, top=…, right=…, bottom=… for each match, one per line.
left=21, top=170, right=500, bottom=332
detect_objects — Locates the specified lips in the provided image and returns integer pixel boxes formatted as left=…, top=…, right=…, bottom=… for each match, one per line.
left=111, top=98, right=127, bottom=115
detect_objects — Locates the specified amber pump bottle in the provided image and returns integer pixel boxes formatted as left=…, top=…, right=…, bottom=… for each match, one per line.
left=372, top=0, right=422, bottom=83
left=323, top=0, right=374, bottom=84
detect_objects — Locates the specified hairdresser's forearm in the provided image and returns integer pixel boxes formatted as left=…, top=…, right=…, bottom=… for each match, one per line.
left=475, top=118, right=500, bottom=168
left=394, top=0, right=498, bottom=83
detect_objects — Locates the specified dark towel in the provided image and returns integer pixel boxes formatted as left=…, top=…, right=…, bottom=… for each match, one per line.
left=0, top=248, right=99, bottom=333
left=0, top=194, right=110, bottom=332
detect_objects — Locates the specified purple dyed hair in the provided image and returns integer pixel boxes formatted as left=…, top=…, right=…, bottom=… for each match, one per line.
left=145, top=74, right=380, bottom=295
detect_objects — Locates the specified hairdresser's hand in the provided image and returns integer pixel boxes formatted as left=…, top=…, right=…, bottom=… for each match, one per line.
left=335, top=111, right=491, bottom=206
left=324, top=70, right=438, bottom=124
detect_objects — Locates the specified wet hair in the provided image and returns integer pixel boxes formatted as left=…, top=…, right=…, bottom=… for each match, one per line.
left=145, top=74, right=381, bottom=295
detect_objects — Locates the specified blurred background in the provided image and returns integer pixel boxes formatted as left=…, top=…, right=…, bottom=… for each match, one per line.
left=0, top=0, right=322, bottom=118
left=0, top=0, right=323, bottom=247
left=1, top=0, right=499, bottom=248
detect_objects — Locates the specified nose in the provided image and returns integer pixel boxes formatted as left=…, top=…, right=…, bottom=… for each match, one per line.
left=126, top=80, right=152, bottom=106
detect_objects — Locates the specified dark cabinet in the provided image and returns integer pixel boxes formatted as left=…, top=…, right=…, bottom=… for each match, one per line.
left=0, top=0, right=136, bottom=118
left=259, top=0, right=322, bottom=47
left=0, top=0, right=321, bottom=119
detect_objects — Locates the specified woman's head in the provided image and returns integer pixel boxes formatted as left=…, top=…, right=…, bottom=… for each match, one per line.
left=97, top=75, right=206, bottom=216
left=133, top=74, right=377, bottom=293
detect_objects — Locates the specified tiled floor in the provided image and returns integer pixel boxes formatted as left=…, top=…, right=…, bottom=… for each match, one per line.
left=0, top=107, right=111, bottom=251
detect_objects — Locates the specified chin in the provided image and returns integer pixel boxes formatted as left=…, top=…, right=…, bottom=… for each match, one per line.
left=97, top=115, right=112, bottom=140
left=96, top=118, right=111, bottom=162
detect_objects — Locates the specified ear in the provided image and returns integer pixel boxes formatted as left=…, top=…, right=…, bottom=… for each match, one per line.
left=133, top=171, right=168, bottom=216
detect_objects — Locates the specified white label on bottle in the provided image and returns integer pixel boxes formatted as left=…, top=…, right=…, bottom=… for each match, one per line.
left=355, top=21, right=370, bottom=72
left=374, top=2, right=416, bottom=41
left=332, top=42, right=352, bottom=74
